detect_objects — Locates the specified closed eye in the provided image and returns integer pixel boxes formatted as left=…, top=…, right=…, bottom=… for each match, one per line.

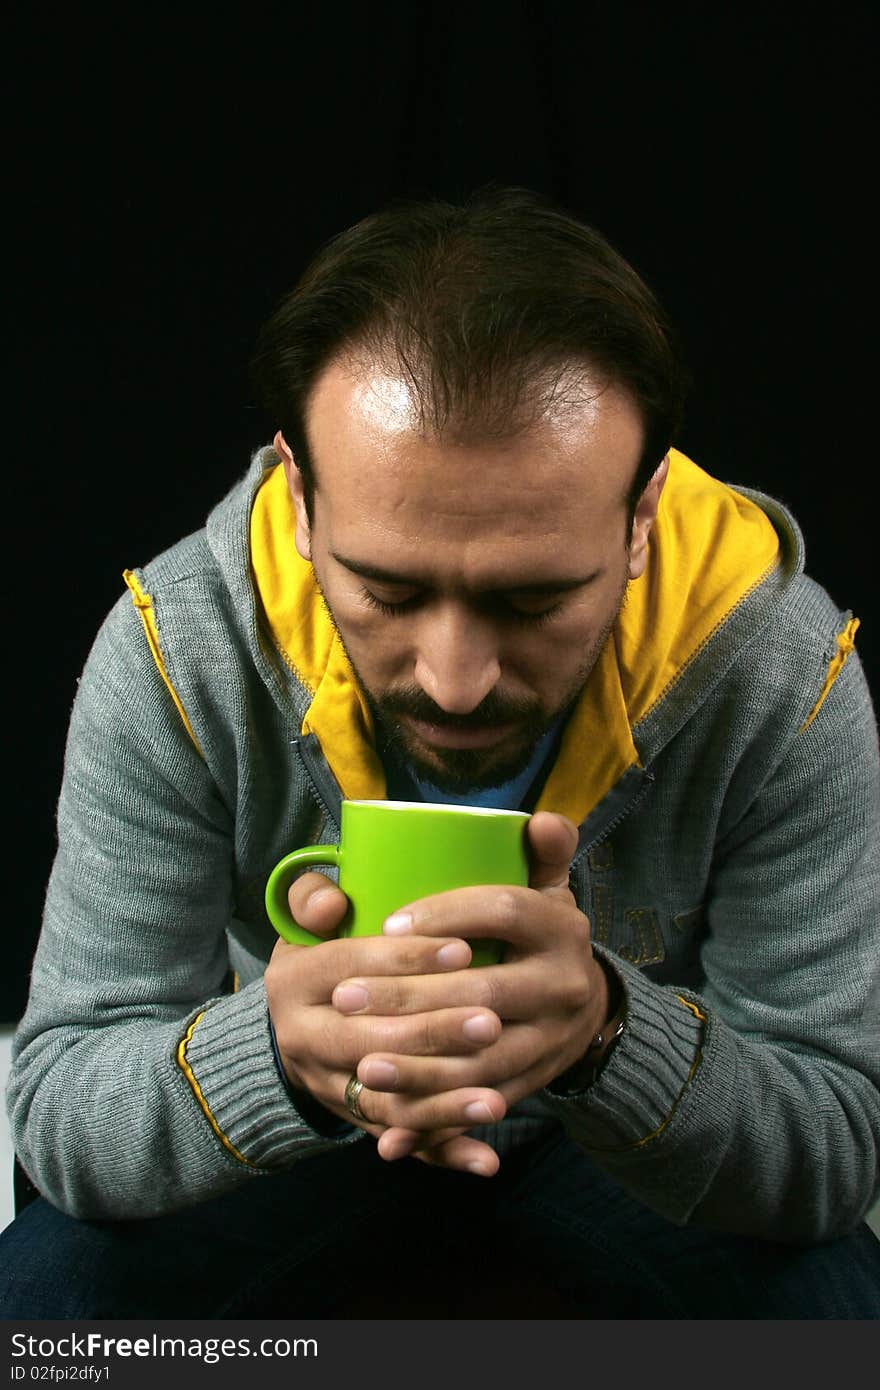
left=360, top=586, right=568, bottom=626
left=360, top=587, right=423, bottom=616
left=505, top=598, right=567, bottom=626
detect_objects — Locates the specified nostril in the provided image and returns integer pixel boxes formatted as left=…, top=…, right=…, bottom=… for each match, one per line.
left=413, top=657, right=502, bottom=716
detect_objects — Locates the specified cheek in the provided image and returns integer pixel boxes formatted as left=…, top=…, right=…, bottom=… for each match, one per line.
left=518, top=633, right=583, bottom=689
left=520, top=609, right=614, bottom=692
left=334, top=605, right=412, bottom=676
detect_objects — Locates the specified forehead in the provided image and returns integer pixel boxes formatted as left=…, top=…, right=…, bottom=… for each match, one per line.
left=304, top=357, right=643, bottom=577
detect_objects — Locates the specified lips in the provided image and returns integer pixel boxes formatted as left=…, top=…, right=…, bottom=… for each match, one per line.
left=403, top=715, right=519, bottom=750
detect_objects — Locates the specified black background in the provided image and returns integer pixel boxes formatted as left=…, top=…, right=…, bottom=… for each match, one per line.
left=6, top=2, right=876, bottom=1023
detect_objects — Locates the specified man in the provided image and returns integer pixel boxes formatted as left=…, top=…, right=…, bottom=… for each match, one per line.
left=2, top=187, right=879, bottom=1318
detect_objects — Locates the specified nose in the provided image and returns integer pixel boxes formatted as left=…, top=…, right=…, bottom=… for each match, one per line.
left=413, top=602, right=502, bottom=714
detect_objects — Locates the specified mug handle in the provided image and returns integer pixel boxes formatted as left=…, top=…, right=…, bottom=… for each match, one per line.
left=265, top=845, right=342, bottom=945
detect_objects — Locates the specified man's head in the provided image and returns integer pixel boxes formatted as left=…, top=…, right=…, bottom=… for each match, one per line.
left=274, top=357, right=666, bottom=793
left=251, top=187, right=686, bottom=791
left=250, top=185, right=688, bottom=526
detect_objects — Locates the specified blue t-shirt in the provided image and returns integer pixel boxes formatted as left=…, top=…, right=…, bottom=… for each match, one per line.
left=382, top=719, right=564, bottom=811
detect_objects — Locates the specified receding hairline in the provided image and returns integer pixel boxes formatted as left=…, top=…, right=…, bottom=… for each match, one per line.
left=296, top=345, right=646, bottom=529
left=308, top=340, right=643, bottom=450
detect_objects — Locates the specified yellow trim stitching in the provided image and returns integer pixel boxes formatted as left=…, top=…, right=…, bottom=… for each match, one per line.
left=123, top=570, right=203, bottom=756
left=800, top=616, right=860, bottom=732
left=677, top=995, right=707, bottom=1024
left=176, top=1012, right=256, bottom=1168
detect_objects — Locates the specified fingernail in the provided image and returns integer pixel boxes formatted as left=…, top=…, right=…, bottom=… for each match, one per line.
left=383, top=911, right=413, bottom=935
left=333, top=983, right=369, bottom=1012
left=467, top=1160, right=493, bottom=1176
left=436, top=942, right=470, bottom=969
left=464, top=1100, right=495, bottom=1123
left=380, top=1132, right=416, bottom=1160
left=462, top=1013, right=495, bottom=1043
left=361, top=1059, right=398, bottom=1088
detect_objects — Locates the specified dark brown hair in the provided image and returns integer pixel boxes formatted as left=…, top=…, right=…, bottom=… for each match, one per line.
left=250, top=186, right=689, bottom=518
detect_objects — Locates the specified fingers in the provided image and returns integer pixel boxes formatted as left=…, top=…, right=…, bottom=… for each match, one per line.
left=380, top=1128, right=501, bottom=1178
left=279, top=1001, right=502, bottom=1077
left=379, top=882, right=586, bottom=956
left=414, top=1137, right=500, bottom=1177
left=346, top=1075, right=507, bottom=1137
left=332, top=956, right=560, bottom=1022
left=526, top=811, right=580, bottom=893
left=355, top=1019, right=540, bottom=1097
left=332, top=966, right=499, bottom=1018
left=286, top=872, right=349, bottom=941
left=266, top=999, right=502, bottom=1137
left=266, top=812, right=589, bottom=1181
left=343, top=1005, right=503, bottom=1063
left=269, top=930, right=479, bottom=1005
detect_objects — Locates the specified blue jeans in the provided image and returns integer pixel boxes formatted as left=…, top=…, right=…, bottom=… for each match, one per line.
left=2, top=1131, right=878, bottom=1319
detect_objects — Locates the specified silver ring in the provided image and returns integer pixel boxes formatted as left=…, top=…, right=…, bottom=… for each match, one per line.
left=344, top=1073, right=368, bottom=1123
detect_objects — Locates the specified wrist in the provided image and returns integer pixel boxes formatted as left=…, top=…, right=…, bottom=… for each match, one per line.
left=268, top=1013, right=355, bottom=1138
left=548, top=956, right=626, bottom=1097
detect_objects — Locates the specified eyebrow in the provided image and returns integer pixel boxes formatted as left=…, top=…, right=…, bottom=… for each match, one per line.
left=330, top=551, right=600, bottom=596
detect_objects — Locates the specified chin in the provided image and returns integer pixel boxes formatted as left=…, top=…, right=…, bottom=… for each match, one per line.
left=407, top=740, right=533, bottom=795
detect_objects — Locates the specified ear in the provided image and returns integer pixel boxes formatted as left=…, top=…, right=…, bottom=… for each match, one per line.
left=274, top=430, right=312, bottom=561
left=627, top=455, right=669, bottom=580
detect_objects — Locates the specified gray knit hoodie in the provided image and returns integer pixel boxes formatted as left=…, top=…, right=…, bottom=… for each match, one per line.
left=7, top=447, right=879, bottom=1241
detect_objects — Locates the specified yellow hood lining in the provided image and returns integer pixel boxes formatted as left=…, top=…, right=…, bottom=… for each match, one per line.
left=248, top=450, right=780, bottom=826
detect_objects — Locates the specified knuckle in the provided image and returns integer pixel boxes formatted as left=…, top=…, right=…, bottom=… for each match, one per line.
left=399, top=940, right=434, bottom=973
left=370, top=1017, right=404, bottom=1052
left=420, top=1011, right=446, bottom=1056
left=572, top=910, right=592, bottom=944
left=490, top=889, right=521, bottom=934
left=560, top=974, right=587, bottom=1010
left=375, top=973, right=408, bottom=1017
left=360, top=1089, right=383, bottom=1127
left=473, top=970, right=501, bottom=1014
left=315, top=1012, right=343, bottom=1064
left=381, top=978, right=408, bottom=1013
left=419, top=1014, right=439, bottom=1055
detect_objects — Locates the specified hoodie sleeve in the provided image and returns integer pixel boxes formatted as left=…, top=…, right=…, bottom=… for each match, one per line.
left=542, top=640, right=880, bottom=1244
left=5, top=590, right=362, bottom=1220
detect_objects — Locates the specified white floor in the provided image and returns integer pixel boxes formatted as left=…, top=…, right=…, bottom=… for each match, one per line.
left=1, top=1023, right=878, bottom=1241
left=1, top=1028, right=16, bottom=1232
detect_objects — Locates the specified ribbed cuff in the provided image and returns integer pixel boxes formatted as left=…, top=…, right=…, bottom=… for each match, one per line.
left=540, top=951, right=706, bottom=1150
left=179, top=979, right=365, bottom=1168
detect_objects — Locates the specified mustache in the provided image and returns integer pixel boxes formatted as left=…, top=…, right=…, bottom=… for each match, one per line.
left=372, top=686, right=542, bottom=731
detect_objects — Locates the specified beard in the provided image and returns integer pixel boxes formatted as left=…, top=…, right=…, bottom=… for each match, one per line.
left=316, top=576, right=628, bottom=795
left=365, top=683, right=570, bottom=794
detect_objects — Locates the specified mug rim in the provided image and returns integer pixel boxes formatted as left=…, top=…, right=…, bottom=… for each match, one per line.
left=347, top=798, right=530, bottom=818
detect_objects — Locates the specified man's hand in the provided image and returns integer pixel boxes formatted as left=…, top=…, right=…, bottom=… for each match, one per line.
left=330, top=812, right=611, bottom=1169
left=264, top=871, right=507, bottom=1163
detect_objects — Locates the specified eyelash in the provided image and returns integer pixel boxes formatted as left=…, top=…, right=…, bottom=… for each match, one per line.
left=360, top=589, right=565, bottom=627
left=360, top=591, right=419, bottom=617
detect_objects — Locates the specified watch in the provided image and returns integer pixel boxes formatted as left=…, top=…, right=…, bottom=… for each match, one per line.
left=547, top=1012, right=626, bottom=1098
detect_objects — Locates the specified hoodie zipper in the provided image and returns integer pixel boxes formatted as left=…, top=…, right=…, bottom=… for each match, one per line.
left=573, top=765, right=656, bottom=867
left=292, top=733, right=344, bottom=837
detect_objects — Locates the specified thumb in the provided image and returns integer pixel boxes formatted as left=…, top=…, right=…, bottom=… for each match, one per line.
left=526, top=811, right=579, bottom=894
left=286, top=871, right=350, bottom=941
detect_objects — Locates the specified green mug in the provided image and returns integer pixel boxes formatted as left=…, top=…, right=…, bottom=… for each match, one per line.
left=265, top=798, right=530, bottom=967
